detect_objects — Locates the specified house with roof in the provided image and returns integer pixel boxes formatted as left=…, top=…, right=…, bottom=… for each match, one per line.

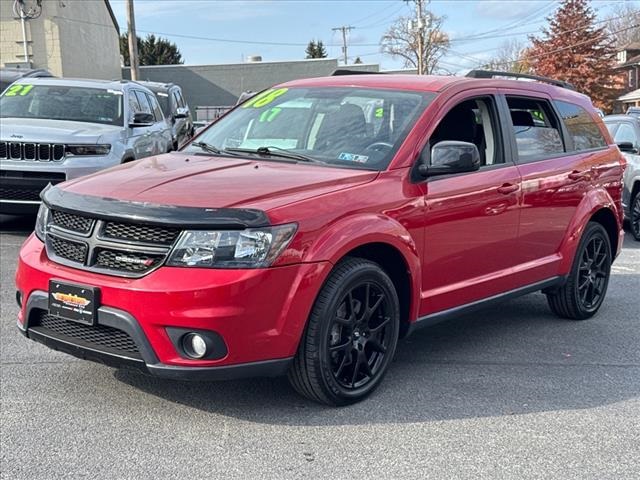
left=615, top=42, right=640, bottom=110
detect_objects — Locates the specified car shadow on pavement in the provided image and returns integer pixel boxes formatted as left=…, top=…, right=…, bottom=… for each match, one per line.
left=0, top=214, right=36, bottom=234
left=114, top=274, right=640, bottom=426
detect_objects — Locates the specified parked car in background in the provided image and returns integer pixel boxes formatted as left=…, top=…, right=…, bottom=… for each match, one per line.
left=135, top=81, right=194, bottom=149
left=0, top=67, right=52, bottom=93
left=627, top=106, right=640, bottom=118
left=0, top=78, right=172, bottom=214
left=604, top=114, right=640, bottom=240
left=16, top=72, right=625, bottom=405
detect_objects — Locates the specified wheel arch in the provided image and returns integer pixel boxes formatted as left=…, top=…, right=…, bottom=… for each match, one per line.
left=298, top=214, right=422, bottom=338
left=345, top=242, right=414, bottom=338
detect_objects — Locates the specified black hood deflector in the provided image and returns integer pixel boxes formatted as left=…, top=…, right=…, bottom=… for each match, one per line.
left=41, top=185, right=271, bottom=229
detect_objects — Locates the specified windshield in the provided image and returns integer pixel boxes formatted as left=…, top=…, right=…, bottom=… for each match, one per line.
left=183, top=87, right=432, bottom=170
left=155, top=92, right=170, bottom=118
left=0, top=84, right=124, bottom=126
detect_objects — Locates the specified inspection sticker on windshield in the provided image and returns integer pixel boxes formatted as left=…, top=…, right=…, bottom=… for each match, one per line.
left=338, top=152, right=369, bottom=163
left=106, top=89, right=123, bottom=95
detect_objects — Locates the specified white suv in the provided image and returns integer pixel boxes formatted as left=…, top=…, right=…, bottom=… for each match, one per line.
left=0, top=78, right=172, bottom=214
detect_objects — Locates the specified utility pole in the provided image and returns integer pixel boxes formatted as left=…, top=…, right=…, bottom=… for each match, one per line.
left=332, top=25, right=354, bottom=65
left=126, top=0, right=140, bottom=80
left=412, top=0, right=427, bottom=75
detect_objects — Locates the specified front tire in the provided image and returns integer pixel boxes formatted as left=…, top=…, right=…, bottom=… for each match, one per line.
left=288, top=257, right=400, bottom=406
left=631, top=192, right=640, bottom=241
left=547, top=222, right=612, bottom=320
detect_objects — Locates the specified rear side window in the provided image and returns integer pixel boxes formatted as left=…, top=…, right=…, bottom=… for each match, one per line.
left=555, top=101, right=606, bottom=151
left=506, top=96, right=564, bottom=161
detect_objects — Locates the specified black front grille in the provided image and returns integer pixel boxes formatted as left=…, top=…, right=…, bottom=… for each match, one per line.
left=0, top=187, right=41, bottom=201
left=49, top=235, right=87, bottom=263
left=33, top=311, right=141, bottom=358
left=0, top=141, right=65, bottom=161
left=102, top=222, right=180, bottom=245
left=23, top=143, right=36, bottom=160
left=95, top=249, right=163, bottom=273
left=51, top=210, right=93, bottom=234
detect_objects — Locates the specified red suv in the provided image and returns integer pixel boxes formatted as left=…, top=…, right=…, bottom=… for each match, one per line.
left=16, top=71, right=625, bottom=405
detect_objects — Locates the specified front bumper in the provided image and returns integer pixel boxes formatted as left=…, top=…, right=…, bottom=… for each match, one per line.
left=16, top=235, right=332, bottom=378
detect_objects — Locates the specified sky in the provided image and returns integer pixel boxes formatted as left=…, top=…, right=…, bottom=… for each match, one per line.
left=109, top=0, right=635, bottom=73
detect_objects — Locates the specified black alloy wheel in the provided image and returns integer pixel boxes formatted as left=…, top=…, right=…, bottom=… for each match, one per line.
left=288, top=257, right=400, bottom=406
left=631, top=193, right=640, bottom=241
left=329, top=281, right=393, bottom=389
left=547, top=222, right=612, bottom=320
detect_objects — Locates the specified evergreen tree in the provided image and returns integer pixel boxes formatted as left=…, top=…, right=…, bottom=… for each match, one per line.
left=527, top=0, right=620, bottom=109
left=305, top=40, right=328, bottom=59
left=120, top=33, right=184, bottom=66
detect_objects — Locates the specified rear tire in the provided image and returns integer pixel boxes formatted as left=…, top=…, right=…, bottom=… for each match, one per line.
left=547, top=222, right=612, bottom=320
left=288, top=257, right=400, bottom=406
left=631, top=192, right=640, bottom=241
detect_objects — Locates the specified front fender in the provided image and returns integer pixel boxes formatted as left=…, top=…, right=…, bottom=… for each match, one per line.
left=299, top=213, right=422, bottom=321
left=558, top=187, right=623, bottom=273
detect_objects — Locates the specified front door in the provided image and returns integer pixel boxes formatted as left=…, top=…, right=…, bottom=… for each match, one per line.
left=420, top=93, right=522, bottom=315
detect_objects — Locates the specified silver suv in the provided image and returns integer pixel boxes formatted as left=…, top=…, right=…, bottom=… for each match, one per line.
left=604, top=114, right=640, bottom=240
left=0, top=78, right=172, bottom=214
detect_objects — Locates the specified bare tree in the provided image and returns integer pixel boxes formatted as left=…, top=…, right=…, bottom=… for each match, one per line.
left=605, top=3, right=640, bottom=48
left=380, top=14, right=450, bottom=74
left=483, top=39, right=530, bottom=73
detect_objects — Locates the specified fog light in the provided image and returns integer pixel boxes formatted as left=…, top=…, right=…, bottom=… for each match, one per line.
left=183, top=333, right=208, bottom=359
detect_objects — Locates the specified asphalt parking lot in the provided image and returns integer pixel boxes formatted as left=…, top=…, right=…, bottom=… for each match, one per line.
left=1, top=214, right=638, bottom=480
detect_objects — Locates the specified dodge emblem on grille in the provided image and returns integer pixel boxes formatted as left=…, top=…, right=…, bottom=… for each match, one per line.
left=115, top=255, right=154, bottom=267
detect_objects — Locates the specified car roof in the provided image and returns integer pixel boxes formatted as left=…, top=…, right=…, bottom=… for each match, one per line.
left=604, top=114, right=640, bottom=124
left=279, top=74, right=591, bottom=102
left=10, top=77, right=153, bottom=93
left=133, top=80, right=176, bottom=94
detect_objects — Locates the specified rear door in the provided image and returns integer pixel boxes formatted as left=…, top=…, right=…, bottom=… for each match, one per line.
left=500, top=91, right=609, bottom=282
left=420, top=91, right=523, bottom=315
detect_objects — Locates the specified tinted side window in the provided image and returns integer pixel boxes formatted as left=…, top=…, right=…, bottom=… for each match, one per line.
left=174, top=90, right=185, bottom=108
left=555, top=101, right=606, bottom=151
left=146, top=93, right=164, bottom=122
left=134, top=91, right=152, bottom=116
left=128, top=91, right=141, bottom=114
left=506, top=96, right=564, bottom=161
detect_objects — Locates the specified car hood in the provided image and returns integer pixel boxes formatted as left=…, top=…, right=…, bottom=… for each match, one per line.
left=61, top=152, right=378, bottom=212
left=0, top=117, right=121, bottom=143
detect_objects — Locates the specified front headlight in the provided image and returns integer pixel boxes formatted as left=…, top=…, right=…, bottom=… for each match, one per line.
left=34, top=203, right=49, bottom=241
left=65, top=144, right=111, bottom=156
left=166, top=224, right=297, bottom=268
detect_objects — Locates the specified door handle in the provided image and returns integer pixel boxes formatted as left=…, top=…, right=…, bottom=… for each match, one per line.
left=568, top=170, right=588, bottom=181
left=497, top=183, right=519, bottom=194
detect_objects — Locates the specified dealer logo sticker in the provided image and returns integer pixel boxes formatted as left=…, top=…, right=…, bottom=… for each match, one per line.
left=51, top=292, right=91, bottom=308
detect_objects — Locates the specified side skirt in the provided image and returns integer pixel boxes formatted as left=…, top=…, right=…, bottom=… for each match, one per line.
left=406, top=276, right=566, bottom=336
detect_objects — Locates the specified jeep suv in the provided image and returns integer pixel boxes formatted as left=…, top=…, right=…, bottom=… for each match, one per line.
left=1, top=78, right=172, bottom=214
left=15, top=72, right=625, bottom=405
left=135, top=81, right=194, bottom=149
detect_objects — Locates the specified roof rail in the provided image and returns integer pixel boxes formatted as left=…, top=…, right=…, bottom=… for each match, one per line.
left=330, top=69, right=385, bottom=76
left=466, top=70, right=575, bottom=90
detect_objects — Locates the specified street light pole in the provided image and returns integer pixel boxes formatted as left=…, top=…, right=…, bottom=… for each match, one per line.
left=126, top=0, right=140, bottom=80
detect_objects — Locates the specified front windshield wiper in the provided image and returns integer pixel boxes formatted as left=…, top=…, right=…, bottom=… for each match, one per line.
left=226, top=146, right=326, bottom=164
left=191, top=141, right=243, bottom=157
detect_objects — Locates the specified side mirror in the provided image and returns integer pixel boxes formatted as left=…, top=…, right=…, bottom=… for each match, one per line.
left=129, top=112, right=154, bottom=127
left=617, top=141, right=637, bottom=154
left=174, top=107, right=189, bottom=119
left=419, top=141, right=481, bottom=177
